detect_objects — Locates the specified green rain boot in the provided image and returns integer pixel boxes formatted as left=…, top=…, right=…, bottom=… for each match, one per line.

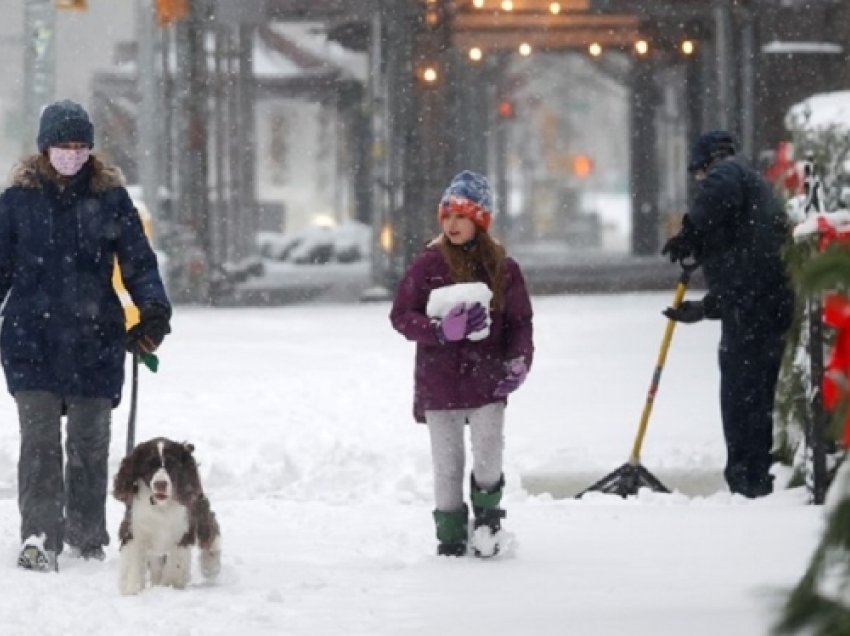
left=470, top=474, right=506, bottom=558
left=433, top=505, right=469, bottom=557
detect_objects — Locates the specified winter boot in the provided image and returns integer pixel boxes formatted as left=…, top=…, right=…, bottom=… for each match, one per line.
left=68, top=545, right=106, bottom=561
left=17, top=535, right=57, bottom=573
left=433, top=505, right=469, bottom=557
left=470, top=473, right=506, bottom=558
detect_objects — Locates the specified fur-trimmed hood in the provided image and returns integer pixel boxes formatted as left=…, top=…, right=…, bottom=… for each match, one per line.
left=8, top=153, right=125, bottom=193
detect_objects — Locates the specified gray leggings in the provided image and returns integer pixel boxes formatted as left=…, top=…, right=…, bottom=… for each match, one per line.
left=16, top=391, right=112, bottom=553
left=425, top=402, right=505, bottom=512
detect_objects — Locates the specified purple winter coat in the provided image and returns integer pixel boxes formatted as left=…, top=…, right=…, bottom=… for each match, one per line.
left=390, top=246, right=534, bottom=423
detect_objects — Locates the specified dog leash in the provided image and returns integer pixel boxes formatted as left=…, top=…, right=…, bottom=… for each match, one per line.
left=126, top=351, right=160, bottom=455
left=126, top=352, right=139, bottom=456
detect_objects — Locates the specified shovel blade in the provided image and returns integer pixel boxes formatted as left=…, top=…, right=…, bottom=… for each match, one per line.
left=576, top=462, right=670, bottom=498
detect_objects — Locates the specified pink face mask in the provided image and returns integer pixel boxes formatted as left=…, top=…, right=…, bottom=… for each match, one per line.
left=48, top=147, right=91, bottom=177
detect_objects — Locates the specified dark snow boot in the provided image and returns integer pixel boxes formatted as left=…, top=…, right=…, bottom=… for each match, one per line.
left=433, top=505, right=469, bottom=557
left=68, top=545, right=106, bottom=561
left=470, top=473, right=506, bottom=558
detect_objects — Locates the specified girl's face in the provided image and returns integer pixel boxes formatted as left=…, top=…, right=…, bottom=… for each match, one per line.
left=441, top=212, right=477, bottom=245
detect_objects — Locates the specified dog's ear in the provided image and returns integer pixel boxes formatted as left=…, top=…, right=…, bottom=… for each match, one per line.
left=113, top=451, right=139, bottom=504
left=175, top=444, right=203, bottom=503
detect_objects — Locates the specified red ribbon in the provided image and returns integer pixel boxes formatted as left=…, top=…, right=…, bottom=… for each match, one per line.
left=816, top=215, right=850, bottom=251
left=822, top=293, right=850, bottom=445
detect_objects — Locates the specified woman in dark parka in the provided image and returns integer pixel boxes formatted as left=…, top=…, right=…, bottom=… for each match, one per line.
left=390, top=170, right=534, bottom=558
left=0, top=100, right=171, bottom=571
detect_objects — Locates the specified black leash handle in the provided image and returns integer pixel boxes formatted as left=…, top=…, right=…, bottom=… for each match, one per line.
left=126, top=352, right=139, bottom=455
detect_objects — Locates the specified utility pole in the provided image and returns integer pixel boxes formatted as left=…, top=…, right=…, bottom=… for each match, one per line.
left=630, top=58, right=660, bottom=255
left=405, top=0, right=453, bottom=269
left=713, top=0, right=735, bottom=133
left=739, top=9, right=755, bottom=160
left=22, top=0, right=56, bottom=155
left=172, top=0, right=210, bottom=301
left=136, top=0, right=160, bottom=224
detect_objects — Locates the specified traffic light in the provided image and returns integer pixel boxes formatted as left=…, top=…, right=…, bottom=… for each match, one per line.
left=55, top=0, right=87, bottom=9
left=155, top=0, right=189, bottom=27
left=497, top=100, right=515, bottom=119
left=572, top=154, right=594, bottom=179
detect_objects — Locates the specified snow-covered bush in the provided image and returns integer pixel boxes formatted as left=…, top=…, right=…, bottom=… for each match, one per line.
left=775, top=92, right=850, bottom=488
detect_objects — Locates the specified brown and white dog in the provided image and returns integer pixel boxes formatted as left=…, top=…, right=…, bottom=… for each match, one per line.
left=113, top=437, right=222, bottom=595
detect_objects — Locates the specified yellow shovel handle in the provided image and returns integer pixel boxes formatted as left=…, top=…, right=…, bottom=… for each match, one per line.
left=629, top=277, right=689, bottom=463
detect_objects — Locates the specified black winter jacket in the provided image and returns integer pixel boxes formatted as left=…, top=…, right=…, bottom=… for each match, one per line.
left=0, top=154, right=170, bottom=405
left=686, top=156, right=793, bottom=334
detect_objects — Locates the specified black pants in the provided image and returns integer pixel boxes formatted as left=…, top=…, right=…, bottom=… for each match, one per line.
left=16, top=391, right=111, bottom=553
left=718, top=318, right=785, bottom=497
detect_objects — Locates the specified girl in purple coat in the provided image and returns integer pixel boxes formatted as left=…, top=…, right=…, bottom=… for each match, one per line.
left=390, top=171, right=534, bottom=557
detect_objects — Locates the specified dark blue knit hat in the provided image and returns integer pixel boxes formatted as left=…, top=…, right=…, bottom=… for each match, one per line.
left=688, top=130, right=735, bottom=173
left=37, top=100, right=94, bottom=153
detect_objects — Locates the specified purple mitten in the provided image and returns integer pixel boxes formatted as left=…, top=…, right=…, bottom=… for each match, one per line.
left=440, top=303, right=470, bottom=342
left=465, top=302, right=488, bottom=335
left=493, top=357, right=528, bottom=397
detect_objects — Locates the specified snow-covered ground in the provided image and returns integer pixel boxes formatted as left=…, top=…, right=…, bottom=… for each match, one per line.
left=0, top=293, right=822, bottom=635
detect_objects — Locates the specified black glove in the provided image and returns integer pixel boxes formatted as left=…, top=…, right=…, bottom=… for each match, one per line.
left=662, top=300, right=705, bottom=324
left=126, top=303, right=171, bottom=354
left=661, top=215, right=701, bottom=264
left=702, top=292, right=722, bottom=320
left=661, top=234, right=696, bottom=263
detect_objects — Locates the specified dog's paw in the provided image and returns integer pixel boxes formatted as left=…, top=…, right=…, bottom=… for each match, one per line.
left=200, top=548, right=221, bottom=580
left=119, top=578, right=144, bottom=596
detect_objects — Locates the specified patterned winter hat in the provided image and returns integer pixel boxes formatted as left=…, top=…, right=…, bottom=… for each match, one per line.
left=37, top=100, right=94, bottom=153
left=438, top=170, right=493, bottom=232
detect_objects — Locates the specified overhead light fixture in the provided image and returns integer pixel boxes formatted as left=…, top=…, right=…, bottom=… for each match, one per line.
left=518, top=42, right=532, bottom=56
left=469, top=47, right=484, bottom=62
left=417, top=64, right=440, bottom=86
left=681, top=39, right=696, bottom=56
left=501, top=0, right=513, bottom=11
left=588, top=42, right=602, bottom=57
left=634, top=39, right=650, bottom=56
left=549, top=2, right=561, bottom=14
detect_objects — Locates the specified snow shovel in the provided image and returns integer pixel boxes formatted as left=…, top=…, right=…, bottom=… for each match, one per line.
left=576, top=260, right=698, bottom=498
